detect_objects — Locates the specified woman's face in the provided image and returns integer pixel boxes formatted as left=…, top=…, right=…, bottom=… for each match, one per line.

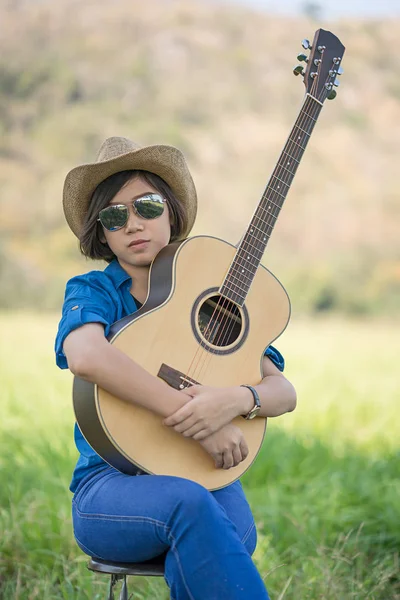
left=100, top=176, right=172, bottom=271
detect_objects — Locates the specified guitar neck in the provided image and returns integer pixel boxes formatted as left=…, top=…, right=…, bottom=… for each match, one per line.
left=220, top=93, right=323, bottom=306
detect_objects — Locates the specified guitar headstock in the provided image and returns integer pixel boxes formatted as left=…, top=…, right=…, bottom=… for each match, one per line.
left=293, top=29, right=345, bottom=102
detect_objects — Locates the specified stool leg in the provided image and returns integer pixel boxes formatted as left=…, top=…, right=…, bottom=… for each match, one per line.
left=108, top=573, right=120, bottom=600
left=119, top=576, right=128, bottom=600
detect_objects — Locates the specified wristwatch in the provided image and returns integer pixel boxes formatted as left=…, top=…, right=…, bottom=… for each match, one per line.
left=240, top=385, right=261, bottom=420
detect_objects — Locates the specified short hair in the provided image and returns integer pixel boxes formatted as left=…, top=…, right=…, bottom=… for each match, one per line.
left=79, top=170, right=189, bottom=263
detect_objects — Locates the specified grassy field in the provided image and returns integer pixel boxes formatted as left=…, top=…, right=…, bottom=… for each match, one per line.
left=0, top=313, right=399, bottom=599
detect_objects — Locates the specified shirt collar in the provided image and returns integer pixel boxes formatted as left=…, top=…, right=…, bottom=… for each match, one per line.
left=104, top=259, right=132, bottom=289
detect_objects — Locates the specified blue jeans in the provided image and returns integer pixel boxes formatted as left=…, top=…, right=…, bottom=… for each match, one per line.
left=72, top=466, right=269, bottom=600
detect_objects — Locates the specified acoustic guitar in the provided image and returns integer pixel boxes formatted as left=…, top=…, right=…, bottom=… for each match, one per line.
left=74, top=29, right=345, bottom=490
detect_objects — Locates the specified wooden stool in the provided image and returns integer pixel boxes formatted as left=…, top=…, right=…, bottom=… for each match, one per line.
left=88, top=554, right=166, bottom=600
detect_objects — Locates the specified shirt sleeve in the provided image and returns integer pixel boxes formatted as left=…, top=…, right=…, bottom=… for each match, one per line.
left=55, top=273, right=116, bottom=370
left=264, top=344, right=285, bottom=372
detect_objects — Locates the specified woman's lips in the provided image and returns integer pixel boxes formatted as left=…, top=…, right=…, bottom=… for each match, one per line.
left=129, top=240, right=149, bottom=250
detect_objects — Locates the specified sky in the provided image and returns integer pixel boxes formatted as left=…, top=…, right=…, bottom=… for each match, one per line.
left=227, top=0, right=400, bottom=20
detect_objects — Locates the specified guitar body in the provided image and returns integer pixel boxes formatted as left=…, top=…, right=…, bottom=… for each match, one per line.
left=74, top=235, right=290, bottom=490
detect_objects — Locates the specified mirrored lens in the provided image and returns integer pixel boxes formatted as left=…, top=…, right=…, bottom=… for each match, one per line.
left=99, top=205, right=129, bottom=231
left=135, top=194, right=165, bottom=219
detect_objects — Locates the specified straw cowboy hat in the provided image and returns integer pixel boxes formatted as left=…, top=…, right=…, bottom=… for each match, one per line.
left=63, top=136, right=198, bottom=240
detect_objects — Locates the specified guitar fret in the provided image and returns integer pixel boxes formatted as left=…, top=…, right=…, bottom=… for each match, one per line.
left=294, top=124, right=311, bottom=137
left=245, top=229, right=270, bottom=244
left=239, top=238, right=266, bottom=261
left=275, top=163, right=295, bottom=178
left=237, top=244, right=262, bottom=261
left=289, top=138, right=306, bottom=151
left=260, top=197, right=281, bottom=210
left=234, top=242, right=264, bottom=268
left=254, top=208, right=279, bottom=226
left=281, top=150, right=300, bottom=164
left=250, top=219, right=275, bottom=234
left=271, top=174, right=290, bottom=188
left=238, top=238, right=265, bottom=261
left=221, top=281, right=246, bottom=301
left=300, top=110, right=317, bottom=122
left=266, top=185, right=286, bottom=199
left=229, top=267, right=253, bottom=285
left=235, top=261, right=257, bottom=276
left=220, top=287, right=244, bottom=304
left=228, top=261, right=258, bottom=279
left=253, top=212, right=277, bottom=234
left=223, top=278, right=248, bottom=295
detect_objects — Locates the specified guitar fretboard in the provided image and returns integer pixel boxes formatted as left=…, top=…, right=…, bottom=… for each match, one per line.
left=220, top=93, right=323, bottom=306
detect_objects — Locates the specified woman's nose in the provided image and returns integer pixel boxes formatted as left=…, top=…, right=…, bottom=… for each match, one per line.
left=125, top=205, right=144, bottom=232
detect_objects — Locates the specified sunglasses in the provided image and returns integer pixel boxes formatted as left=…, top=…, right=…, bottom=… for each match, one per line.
left=97, top=193, right=167, bottom=231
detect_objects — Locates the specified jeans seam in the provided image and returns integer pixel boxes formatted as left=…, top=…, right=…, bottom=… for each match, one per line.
left=74, top=503, right=169, bottom=527
left=164, top=573, right=176, bottom=600
left=169, top=534, right=196, bottom=600
left=241, top=521, right=255, bottom=545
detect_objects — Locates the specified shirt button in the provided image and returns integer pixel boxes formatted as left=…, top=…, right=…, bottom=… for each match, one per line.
left=71, top=305, right=79, bottom=311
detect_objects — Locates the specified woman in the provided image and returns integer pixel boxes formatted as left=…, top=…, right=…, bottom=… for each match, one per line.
left=55, top=136, right=297, bottom=599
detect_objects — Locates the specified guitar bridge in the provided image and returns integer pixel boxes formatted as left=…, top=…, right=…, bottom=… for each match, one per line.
left=158, top=363, right=200, bottom=390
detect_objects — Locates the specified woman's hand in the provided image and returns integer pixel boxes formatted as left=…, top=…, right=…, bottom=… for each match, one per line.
left=198, top=423, right=249, bottom=469
left=163, top=385, right=252, bottom=440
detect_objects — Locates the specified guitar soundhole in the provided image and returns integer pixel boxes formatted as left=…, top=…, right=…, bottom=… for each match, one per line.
left=197, top=294, right=242, bottom=347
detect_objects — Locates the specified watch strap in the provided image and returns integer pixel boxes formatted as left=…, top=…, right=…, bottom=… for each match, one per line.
left=240, top=385, right=261, bottom=419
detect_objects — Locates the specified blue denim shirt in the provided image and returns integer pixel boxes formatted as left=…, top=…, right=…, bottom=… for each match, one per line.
left=55, top=258, right=285, bottom=492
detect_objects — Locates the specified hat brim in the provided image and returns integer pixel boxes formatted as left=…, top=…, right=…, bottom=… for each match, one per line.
left=63, top=144, right=197, bottom=240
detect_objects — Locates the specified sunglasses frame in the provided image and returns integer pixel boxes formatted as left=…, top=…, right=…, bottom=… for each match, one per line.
left=97, top=193, right=167, bottom=231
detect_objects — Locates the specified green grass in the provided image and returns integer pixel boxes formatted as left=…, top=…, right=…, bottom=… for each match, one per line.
left=0, top=313, right=399, bottom=599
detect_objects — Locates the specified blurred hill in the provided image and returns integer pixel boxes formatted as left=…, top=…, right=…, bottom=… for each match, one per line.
left=0, top=0, right=399, bottom=315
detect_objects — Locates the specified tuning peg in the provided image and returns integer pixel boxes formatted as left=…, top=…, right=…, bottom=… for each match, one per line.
left=302, top=39, right=312, bottom=50
left=336, top=66, right=344, bottom=75
left=333, top=78, right=340, bottom=87
left=297, top=53, right=308, bottom=62
left=327, top=89, right=337, bottom=100
left=293, top=65, right=305, bottom=76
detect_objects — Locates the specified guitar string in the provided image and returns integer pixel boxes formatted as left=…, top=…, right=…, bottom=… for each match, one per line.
left=189, top=58, right=331, bottom=372
left=178, top=94, right=322, bottom=394
left=180, top=93, right=322, bottom=394
left=185, top=95, right=323, bottom=391
left=199, top=74, right=332, bottom=381
left=187, top=94, right=323, bottom=386
left=198, top=76, right=331, bottom=375
left=203, top=73, right=332, bottom=373
left=180, top=63, right=333, bottom=397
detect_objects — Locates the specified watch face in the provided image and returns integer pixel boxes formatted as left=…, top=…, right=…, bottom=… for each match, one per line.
left=247, top=407, right=260, bottom=419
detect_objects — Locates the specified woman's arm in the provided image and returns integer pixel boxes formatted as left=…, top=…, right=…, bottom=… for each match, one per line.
left=164, top=355, right=297, bottom=439
left=236, top=355, right=297, bottom=418
left=63, top=322, right=187, bottom=418
left=64, top=322, right=249, bottom=469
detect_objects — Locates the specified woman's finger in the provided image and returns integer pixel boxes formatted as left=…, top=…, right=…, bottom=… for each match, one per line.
left=232, top=445, right=243, bottom=467
left=180, top=424, right=207, bottom=438
left=172, top=416, right=197, bottom=433
left=214, top=452, right=224, bottom=469
left=222, top=450, right=235, bottom=470
left=192, top=428, right=212, bottom=441
left=240, top=438, right=249, bottom=461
